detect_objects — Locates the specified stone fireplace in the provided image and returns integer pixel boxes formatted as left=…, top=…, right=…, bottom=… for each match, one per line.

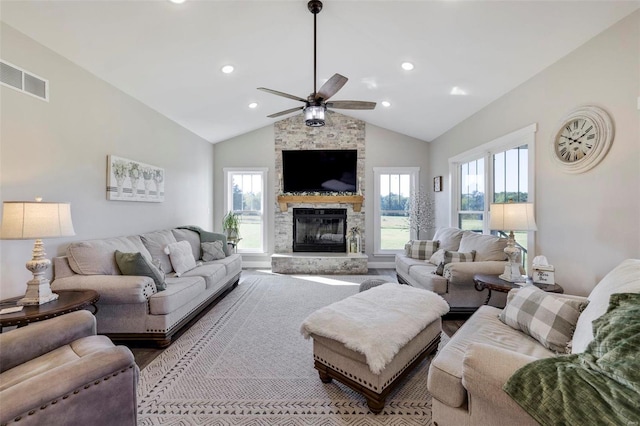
left=271, top=112, right=367, bottom=274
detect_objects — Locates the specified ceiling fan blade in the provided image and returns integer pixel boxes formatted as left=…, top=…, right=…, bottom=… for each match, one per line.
left=267, top=106, right=304, bottom=118
left=258, top=87, right=306, bottom=103
left=325, top=100, right=376, bottom=110
left=315, top=73, right=348, bottom=102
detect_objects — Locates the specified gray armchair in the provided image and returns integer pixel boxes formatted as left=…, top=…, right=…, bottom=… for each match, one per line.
left=0, top=310, right=139, bottom=426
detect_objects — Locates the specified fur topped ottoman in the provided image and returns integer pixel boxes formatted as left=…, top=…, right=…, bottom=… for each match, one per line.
left=301, top=283, right=449, bottom=413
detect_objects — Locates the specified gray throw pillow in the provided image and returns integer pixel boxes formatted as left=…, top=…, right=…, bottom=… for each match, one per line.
left=201, top=241, right=226, bottom=261
left=115, top=250, right=166, bottom=291
left=499, top=286, right=588, bottom=353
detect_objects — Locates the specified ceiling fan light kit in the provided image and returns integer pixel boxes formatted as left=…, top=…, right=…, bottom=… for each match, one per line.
left=304, top=105, right=326, bottom=127
left=258, top=0, right=375, bottom=127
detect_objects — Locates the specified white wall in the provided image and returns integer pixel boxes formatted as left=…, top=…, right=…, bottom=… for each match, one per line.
left=212, top=125, right=275, bottom=266
left=428, top=11, right=640, bottom=296
left=364, top=123, right=430, bottom=266
left=0, top=24, right=215, bottom=298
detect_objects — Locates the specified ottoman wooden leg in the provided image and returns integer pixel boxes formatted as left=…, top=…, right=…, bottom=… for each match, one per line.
left=318, top=370, right=333, bottom=383
left=366, top=396, right=385, bottom=414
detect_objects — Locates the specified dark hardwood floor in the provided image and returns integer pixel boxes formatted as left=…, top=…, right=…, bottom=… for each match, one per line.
left=129, top=269, right=467, bottom=370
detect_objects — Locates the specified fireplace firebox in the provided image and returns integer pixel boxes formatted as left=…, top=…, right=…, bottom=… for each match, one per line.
left=293, top=208, right=347, bottom=252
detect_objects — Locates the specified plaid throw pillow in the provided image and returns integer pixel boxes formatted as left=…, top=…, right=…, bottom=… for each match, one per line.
left=499, top=286, right=589, bottom=353
left=406, top=240, right=439, bottom=260
left=431, top=249, right=476, bottom=275
left=444, top=250, right=475, bottom=263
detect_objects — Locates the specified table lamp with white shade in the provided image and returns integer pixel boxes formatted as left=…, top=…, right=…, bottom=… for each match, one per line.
left=489, top=202, right=537, bottom=283
left=1, top=199, right=75, bottom=305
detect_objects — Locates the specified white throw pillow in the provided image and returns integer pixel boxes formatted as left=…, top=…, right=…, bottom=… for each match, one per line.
left=164, top=240, right=197, bottom=277
left=201, top=241, right=226, bottom=261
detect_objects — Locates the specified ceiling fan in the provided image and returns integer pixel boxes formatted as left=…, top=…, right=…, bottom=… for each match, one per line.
left=258, top=0, right=376, bottom=127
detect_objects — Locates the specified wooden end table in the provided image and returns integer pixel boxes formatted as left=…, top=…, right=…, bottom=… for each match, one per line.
left=0, top=289, right=100, bottom=331
left=473, top=274, right=563, bottom=305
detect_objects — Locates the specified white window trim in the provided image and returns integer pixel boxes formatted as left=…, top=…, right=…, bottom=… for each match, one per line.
left=223, top=167, right=268, bottom=254
left=373, top=166, right=419, bottom=255
left=448, top=123, right=537, bottom=266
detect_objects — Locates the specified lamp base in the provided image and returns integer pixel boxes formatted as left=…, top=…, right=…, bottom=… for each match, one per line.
left=499, top=263, right=526, bottom=283
left=18, top=275, right=59, bottom=306
left=18, top=239, right=59, bottom=305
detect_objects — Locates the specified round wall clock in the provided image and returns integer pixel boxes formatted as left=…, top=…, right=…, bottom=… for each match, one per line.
left=551, top=105, right=614, bottom=174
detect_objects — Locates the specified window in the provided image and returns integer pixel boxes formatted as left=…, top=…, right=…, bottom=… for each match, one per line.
left=224, top=168, right=267, bottom=253
left=449, top=124, right=536, bottom=265
left=373, top=167, right=419, bottom=254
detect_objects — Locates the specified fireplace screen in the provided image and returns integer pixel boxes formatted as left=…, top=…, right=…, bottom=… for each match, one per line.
left=293, top=208, right=347, bottom=252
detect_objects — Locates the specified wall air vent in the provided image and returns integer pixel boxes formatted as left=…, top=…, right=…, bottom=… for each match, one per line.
left=0, top=60, right=49, bottom=101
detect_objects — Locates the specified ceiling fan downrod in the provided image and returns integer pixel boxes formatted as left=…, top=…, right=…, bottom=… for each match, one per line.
left=307, top=0, right=325, bottom=126
left=308, top=0, right=322, bottom=97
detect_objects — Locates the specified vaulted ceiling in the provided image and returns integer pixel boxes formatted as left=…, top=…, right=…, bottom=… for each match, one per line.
left=2, top=1, right=638, bottom=143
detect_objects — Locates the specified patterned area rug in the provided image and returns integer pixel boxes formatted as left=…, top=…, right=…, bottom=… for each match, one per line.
left=137, top=272, right=443, bottom=425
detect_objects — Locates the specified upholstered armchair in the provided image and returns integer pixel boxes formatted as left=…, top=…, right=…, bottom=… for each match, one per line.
left=0, top=310, right=139, bottom=426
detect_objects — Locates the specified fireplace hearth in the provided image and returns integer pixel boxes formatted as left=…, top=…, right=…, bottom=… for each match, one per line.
left=293, top=208, right=347, bottom=252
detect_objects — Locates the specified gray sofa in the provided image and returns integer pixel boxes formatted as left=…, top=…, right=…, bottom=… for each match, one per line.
left=51, top=227, right=242, bottom=347
left=427, top=258, right=640, bottom=426
left=0, top=310, right=139, bottom=426
left=396, top=227, right=512, bottom=314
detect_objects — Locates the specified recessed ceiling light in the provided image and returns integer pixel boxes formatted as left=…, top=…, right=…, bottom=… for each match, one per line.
left=221, top=65, right=234, bottom=74
left=381, top=101, right=391, bottom=107
left=450, top=86, right=467, bottom=96
left=169, top=0, right=186, bottom=4
left=401, top=62, right=414, bottom=71
left=248, top=102, right=258, bottom=109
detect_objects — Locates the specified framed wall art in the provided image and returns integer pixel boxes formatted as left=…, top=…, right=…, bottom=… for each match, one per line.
left=433, top=176, right=443, bottom=192
left=107, top=155, right=164, bottom=202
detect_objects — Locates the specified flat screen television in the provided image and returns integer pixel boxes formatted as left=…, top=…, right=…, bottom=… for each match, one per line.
left=282, top=149, right=358, bottom=193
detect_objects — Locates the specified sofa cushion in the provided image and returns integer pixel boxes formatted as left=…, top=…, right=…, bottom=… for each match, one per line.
left=201, top=241, right=226, bottom=261
left=395, top=254, right=427, bottom=276
left=140, top=230, right=177, bottom=273
left=171, top=228, right=202, bottom=261
left=149, top=276, right=206, bottom=315
left=115, top=250, right=166, bottom=291
left=458, top=232, right=508, bottom=262
left=572, top=259, right=640, bottom=354
left=433, top=227, right=464, bottom=251
left=499, top=286, right=587, bottom=353
left=408, top=265, right=448, bottom=293
left=164, top=240, right=197, bottom=277
left=67, top=236, right=151, bottom=275
left=205, top=253, right=243, bottom=277
left=428, top=305, right=555, bottom=408
left=0, top=335, right=114, bottom=391
left=181, top=263, right=226, bottom=289
left=406, top=240, right=439, bottom=260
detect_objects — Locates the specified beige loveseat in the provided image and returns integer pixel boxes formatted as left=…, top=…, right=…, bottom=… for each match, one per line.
left=428, top=258, right=640, bottom=425
left=51, top=227, right=242, bottom=347
left=396, top=227, right=512, bottom=314
left=0, top=311, right=139, bottom=426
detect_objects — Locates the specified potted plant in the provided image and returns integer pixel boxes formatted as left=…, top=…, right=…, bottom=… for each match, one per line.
left=222, top=211, right=240, bottom=242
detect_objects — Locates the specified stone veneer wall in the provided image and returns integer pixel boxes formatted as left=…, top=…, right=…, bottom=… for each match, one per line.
left=274, top=112, right=365, bottom=253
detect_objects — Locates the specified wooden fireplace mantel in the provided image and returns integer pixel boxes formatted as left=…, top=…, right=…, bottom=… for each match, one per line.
left=277, top=195, right=364, bottom=212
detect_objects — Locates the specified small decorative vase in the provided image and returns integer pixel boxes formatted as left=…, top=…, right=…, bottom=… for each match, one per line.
left=115, top=177, right=125, bottom=197
left=144, top=180, right=153, bottom=198
left=130, top=178, right=139, bottom=197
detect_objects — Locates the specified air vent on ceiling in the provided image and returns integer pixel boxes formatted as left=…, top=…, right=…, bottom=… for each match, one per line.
left=0, top=60, right=49, bottom=101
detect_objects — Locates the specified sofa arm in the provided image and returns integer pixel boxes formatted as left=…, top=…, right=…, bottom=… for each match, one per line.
left=52, top=275, right=156, bottom=304
left=0, top=311, right=96, bottom=372
left=445, top=261, right=512, bottom=284
left=462, top=343, right=540, bottom=419
left=0, top=345, right=138, bottom=424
